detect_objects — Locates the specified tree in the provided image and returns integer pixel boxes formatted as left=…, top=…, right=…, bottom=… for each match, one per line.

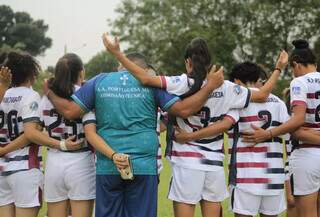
left=111, top=0, right=320, bottom=76
left=0, top=5, right=52, bottom=56
left=85, top=51, right=118, bottom=78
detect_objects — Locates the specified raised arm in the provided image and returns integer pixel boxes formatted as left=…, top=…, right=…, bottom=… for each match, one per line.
left=0, top=66, right=12, bottom=101
left=167, top=67, right=224, bottom=118
left=250, top=50, right=288, bottom=102
left=102, top=33, right=162, bottom=87
left=174, top=116, right=235, bottom=143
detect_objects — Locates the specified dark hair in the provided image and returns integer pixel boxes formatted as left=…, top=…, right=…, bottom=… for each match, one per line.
left=229, top=61, right=266, bottom=84
left=180, top=37, right=212, bottom=99
left=0, top=52, right=8, bottom=65
left=289, top=39, right=317, bottom=67
left=3, top=51, right=40, bottom=86
left=49, top=53, right=83, bottom=99
left=126, top=52, right=149, bottom=69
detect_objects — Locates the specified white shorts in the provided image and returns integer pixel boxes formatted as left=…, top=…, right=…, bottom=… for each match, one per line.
left=230, top=187, right=286, bottom=216
left=44, top=151, right=96, bottom=202
left=290, top=150, right=320, bottom=195
left=168, top=164, right=228, bottom=204
left=0, top=169, right=43, bottom=208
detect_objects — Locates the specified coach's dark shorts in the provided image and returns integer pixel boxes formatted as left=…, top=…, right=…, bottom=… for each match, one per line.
left=95, top=175, right=158, bottom=217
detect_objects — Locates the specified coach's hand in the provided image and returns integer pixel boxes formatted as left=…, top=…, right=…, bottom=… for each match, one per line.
left=242, top=124, right=271, bottom=144
left=275, top=50, right=288, bottom=71
left=102, top=33, right=121, bottom=55
left=64, top=136, right=84, bottom=151
left=0, top=66, right=12, bottom=88
left=206, top=65, right=224, bottom=91
left=112, top=153, right=129, bottom=169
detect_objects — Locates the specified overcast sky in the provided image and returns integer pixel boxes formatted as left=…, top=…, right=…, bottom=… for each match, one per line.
left=0, top=0, right=122, bottom=68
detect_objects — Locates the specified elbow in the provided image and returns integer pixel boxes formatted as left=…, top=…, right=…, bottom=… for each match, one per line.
left=257, top=93, right=269, bottom=103
left=177, top=109, right=191, bottom=119
left=62, top=110, right=77, bottom=120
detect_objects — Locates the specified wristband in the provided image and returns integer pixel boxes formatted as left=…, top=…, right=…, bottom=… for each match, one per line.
left=274, top=68, right=282, bottom=73
left=111, top=152, right=117, bottom=160
left=59, top=140, right=68, bottom=151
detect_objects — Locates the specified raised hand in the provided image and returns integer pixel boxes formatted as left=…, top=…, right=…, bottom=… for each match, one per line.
left=0, top=66, right=12, bottom=88
left=275, top=50, right=289, bottom=71
left=206, top=65, right=224, bottom=91
left=102, top=33, right=121, bottom=55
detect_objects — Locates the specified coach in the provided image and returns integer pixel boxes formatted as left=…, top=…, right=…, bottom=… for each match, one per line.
left=45, top=51, right=222, bottom=217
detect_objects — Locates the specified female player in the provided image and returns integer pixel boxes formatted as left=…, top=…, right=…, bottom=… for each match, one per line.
left=242, top=39, right=320, bottom=217
left=41, top=53, right=95, bottom=217
left=102, top=33, right=288, bottom=217
left=0, top=52, right=81, bottom=217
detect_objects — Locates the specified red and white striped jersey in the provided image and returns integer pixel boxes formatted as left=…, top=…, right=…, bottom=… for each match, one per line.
left=40, top=91, right=93, bottom=153
left=227, top=90, right=289, bottom=195
left=161, top=74, right=250, bottom=171
left=0, top=87, right=42, bottom=176
left=290, top=72, right=320, bottom=152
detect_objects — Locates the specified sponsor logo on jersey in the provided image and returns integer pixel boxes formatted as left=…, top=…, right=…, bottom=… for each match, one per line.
left=120, top=74, right=129, bottom=85
left=29, top=101, right=39, bottom=111
left=170, top=76, right=181, bottom=83
left=234, top=85, right=242, bottom=95
left=292, top=86, right=301, bottom=95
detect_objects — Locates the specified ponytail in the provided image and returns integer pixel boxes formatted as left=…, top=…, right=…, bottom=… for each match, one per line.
left=180, top=38, right=211, bottom=99
left=50, top=53, right=83, bottom=99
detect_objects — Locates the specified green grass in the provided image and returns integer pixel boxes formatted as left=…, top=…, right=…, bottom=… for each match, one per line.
left=37, top=134, right=286, bottom=217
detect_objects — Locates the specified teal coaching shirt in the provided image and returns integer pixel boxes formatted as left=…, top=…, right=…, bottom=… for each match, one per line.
left=72, top=71, right=179, bottom=175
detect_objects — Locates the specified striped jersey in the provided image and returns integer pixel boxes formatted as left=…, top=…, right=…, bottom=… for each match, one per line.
left=227, top=90, right=289, bottom=195
left=0, top=87, right=42, bottom=176
left=290, top=72, right=320, bottom=152
left=40, top=86, right=93, bottom=153
left=161, top=74, right=250, bottom=171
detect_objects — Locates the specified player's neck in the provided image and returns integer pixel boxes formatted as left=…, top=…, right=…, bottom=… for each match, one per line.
left=18, top=80, right=32, bottom=88
left=300, top=65, right=317, bottom=76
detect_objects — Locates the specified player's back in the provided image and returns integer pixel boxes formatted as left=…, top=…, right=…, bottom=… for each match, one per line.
left=228, top=90, right=289, bottom=195
left=0, top=86, right=42, bottom=174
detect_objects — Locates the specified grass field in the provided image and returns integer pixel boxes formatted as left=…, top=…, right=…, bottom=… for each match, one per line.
left=37, top=134, right=286, bottom=217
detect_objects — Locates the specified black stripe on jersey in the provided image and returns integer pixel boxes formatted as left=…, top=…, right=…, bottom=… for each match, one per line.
left=22, top=117, right=41, bottom=123
left=196, top=134, right=224, bottom=144
left=0, top=137, right=7, bottom=143
left=244, top=89, right=251, bottom=108
left=271, top=121, right=282, bottom=127
left=267, top=183, right=284, bottom=190
left=200, top=159, right=223, bottom=166
left=263, top=137, right=282, bottom=143
left=285, top=161, right=289, bottom=166
left=196, top=145, right=224, bottom=153
left=266, top=168, right=285, bottom=174
left=266, top=152, right=283, bottom=158
left=1, top=169, right=28, bottom=176
left=83, top=120, right=96, bottom=126
left=17, top=116, right=23, bottom=122
left=4, top=155, right=42, bottom=162
left=61, top=147, right=91, bottom=153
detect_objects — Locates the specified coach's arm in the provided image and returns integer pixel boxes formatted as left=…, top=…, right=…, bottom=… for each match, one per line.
left=46, top=89, right=84, bottom=120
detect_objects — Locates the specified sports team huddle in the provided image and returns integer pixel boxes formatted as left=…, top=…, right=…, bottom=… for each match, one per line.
left=0, top=34, right=319, bottom=217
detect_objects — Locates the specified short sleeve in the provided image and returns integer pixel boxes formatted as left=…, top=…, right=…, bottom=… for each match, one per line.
left=225, top=81, right=251, bottom=109
left=21, top=92, right=41, bottom=123
left=160, top=74, right=193, bottom=96
left=71, top=74, right=104, bottom=112
left=279, top=101, right=290, bottom=124
left=290, top=78, right=308, bottom=108
left=225, top=109, right=240, bottom=124
left=82, top=112, right=96, bottom=126
left=153, top=89, right=180, bottom=111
